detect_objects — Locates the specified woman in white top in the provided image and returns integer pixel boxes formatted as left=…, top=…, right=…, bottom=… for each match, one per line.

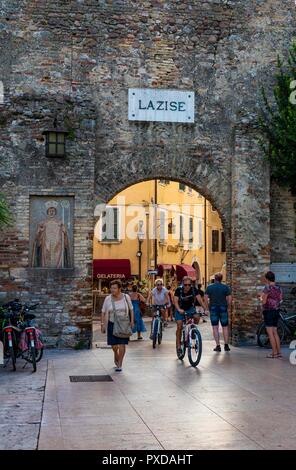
left=101, top=279, right=134, bottom=371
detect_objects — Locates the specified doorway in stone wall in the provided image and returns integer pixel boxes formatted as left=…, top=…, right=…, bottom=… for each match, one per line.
left=92, top=178, right=229, bottom=348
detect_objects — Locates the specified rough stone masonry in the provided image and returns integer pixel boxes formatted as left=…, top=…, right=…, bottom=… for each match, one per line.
left=0, top=0, right=295, bottom=347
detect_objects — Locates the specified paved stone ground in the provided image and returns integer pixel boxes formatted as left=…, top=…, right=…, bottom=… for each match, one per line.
left=2, top=319, right=296, bottom=450
left=0, top=357, right=47, bottom=450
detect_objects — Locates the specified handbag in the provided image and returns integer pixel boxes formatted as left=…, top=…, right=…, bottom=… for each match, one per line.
left=111, top=294, right=133, bottom=339
left=138, top=294, right=146, bottom=316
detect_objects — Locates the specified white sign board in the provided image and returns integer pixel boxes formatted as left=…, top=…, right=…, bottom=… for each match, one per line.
left=270, top=263, right=296, bottom=283
left=128, top=88, right=195, bottom=123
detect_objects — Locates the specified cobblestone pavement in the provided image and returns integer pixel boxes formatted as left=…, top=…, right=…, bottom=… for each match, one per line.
left=2, top=319, right=296, bottom=450
left=0, top=357, right=47, bottom=450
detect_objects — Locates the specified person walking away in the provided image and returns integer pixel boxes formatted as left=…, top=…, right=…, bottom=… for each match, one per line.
left=196, top=283, right=207, bottom=323
left=174, top=276, right=207, bottom=356
left=130, top=285, right=147, bottom=340
left=101, top=279, right=134, bottom=371
left=204, top=273, right=232, bottom=352
left=166, top=285, right=175, bottom=321
left=260, top=271, right=283, bottom=358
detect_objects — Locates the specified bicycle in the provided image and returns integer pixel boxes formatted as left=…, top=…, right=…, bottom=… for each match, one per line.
left=1, top=311, right=18, bottom=371
left=257, top=308, right=296, bottom=348
left=151, top=304, right=166, bottom=349
left=176, top=314, right=202, bottom=367
left=0, top=301, right=44, bottom=372
left=17, top=303, right=44, bottom=372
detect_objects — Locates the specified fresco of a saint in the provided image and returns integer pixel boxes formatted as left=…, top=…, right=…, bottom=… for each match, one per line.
left=31, top=200, right=72, bottom=268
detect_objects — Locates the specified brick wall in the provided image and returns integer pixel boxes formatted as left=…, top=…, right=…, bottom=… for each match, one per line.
left=0, top=1, right=295, bottom=346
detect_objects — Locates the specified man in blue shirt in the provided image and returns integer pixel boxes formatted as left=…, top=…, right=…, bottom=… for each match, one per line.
left=204, top=272, right=232, bottom=352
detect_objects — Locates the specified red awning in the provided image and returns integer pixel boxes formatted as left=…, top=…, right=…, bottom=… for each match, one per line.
left=176, top=264, right=197, bottom=282
left=157, top=264, right=174, bottom=277
left=93, top=259, right=131, bottom=280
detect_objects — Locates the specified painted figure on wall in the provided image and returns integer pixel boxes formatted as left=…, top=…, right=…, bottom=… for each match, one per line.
left=31, top=200, right=72, bottom=268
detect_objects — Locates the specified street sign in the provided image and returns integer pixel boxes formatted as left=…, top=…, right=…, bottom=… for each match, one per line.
left=270, top=263, right=296, bottom=283
left=147, top=270, right=158, bottom=275
left=128, top=88, right=195, bottom=123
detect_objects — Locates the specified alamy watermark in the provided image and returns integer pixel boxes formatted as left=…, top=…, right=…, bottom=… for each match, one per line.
left=289, top=79, right=296, bottom=105
left=94, top=198, right=205, bottom=250
left=0, top=80, right=4, bottom=104
left=289, top=339, right=296, bottom=365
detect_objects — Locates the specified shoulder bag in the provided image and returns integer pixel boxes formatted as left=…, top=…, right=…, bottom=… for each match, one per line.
left=111, top=294, right=133, bottom=338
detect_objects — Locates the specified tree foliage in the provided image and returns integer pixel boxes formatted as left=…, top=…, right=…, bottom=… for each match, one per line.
left=259, top=43, right=296, bottom=194
left=0, top=193, right=12, bottom=229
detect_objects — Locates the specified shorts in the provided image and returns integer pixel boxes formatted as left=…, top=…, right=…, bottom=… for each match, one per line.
left=175, top=306, right=199, bottom=321
left=210, top=305, right=229, bottom=327
left=263, top=309, right=280, bottom=328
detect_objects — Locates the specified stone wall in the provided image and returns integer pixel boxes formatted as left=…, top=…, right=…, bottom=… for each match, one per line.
left=270, top=181, right=296, bottom=264
left=0, top=0, right=295, bottom=346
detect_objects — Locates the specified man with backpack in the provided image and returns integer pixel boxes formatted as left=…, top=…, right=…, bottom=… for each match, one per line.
left=174, top=276, right=207, bottom=356
left=260, top=271, right=283, bottom=358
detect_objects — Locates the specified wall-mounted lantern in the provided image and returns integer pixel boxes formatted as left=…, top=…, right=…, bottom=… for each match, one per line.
left=42, top=119, right=69, bottom=157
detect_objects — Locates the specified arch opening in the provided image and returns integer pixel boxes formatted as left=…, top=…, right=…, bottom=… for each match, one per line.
left=92, top=178, right=231, bottom=344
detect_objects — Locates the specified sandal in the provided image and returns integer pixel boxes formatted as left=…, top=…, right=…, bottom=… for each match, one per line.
left=266, top=353, right=277, bottom=358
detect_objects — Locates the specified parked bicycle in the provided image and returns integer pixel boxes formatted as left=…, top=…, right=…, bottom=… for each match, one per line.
left=176, top=314, right=202, bottom=367
left=257, top=307, right=296, bottom=348
left=151, top=304, right=166, bottom=349
left=0, top=300, right=44, bottom=372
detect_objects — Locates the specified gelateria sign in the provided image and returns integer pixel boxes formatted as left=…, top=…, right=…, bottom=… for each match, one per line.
left=128, top=88, right=195, bottom=123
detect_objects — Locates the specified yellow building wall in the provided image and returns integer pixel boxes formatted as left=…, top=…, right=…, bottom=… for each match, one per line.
left=93, top=180, right=226, bottom=287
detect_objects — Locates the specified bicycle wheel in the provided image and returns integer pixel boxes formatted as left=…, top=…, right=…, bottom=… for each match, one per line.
left=25, top=347, right=43, bottom=363
left=152, top=318, right=158, bottom=349
left=35, top=348, right=43, bottom=363
left=257, top=321, right=286, bottom=348
left=28, top=345, right=37, bottom=372
left=4, top=333, right=16, bottom=371
left=188, top=326, right=202, bottom=367
left=158, top=321, right=162, bottom=345
left=176, top=329, right=186, bottom=360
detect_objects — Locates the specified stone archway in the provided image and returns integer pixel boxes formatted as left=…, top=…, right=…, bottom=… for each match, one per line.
left=94, top=146, right=270, bottom=346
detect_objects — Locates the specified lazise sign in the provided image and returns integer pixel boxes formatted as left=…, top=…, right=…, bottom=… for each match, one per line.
left=128, top=88, right=195, bottom=123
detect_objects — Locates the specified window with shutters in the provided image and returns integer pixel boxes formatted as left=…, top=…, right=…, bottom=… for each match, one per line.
left=179, top=215, right=184, bottom=244
left=198, top=219, right=203, bottom=247
left=189, top=217, right=194, bottom=245
left=159, top=210, right=166, bottom=243
left=101, top=207, right=120, bottom=242
left=212, top=229, right=219, bottom=252
left=221, top=231, right=226, bottom=252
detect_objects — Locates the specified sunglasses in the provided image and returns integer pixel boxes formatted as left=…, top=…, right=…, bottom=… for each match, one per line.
left=183, top=283, right=191, bottom=286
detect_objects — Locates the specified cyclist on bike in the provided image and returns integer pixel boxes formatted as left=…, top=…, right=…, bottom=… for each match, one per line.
left=151, top=279, right=169, bottom=323
left=174, top=276, right=207, bottom=355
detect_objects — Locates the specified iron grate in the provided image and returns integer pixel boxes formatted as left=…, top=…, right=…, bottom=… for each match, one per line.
left=69, top=375, right=113, bottom=383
